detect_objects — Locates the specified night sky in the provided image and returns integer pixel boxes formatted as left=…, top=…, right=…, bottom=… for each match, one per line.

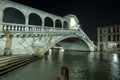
left=11, top=0, right=120, bottom=41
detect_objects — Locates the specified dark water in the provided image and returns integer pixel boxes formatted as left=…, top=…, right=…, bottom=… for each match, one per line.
left=0, top=50, right=120, bottom=80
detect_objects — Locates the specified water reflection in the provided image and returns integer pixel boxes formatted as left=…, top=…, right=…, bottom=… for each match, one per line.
left=110, top=53, right=120, bottom=80
left=46, top=50, right=120, bottom=80
left=113, top=54, right=119, bottom=62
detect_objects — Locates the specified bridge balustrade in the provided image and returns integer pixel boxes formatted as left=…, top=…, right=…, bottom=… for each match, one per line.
left=2, top=23, right=43, bottom=32
left=0, top=23, right=76, bottom=36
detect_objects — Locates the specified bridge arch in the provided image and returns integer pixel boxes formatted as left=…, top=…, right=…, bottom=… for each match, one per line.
left=29, top=13, right=42, bottom=26
left=3, top=7, right=25, bottom=24
left=44, top=17, right=53, bottom=27
left=59, top=37, right=90, bottom=51
left=55, top=19, right=62, bottom=28
left=63, top=21, right=68, bottom=29
left=42, top=35, right=94, bottom=54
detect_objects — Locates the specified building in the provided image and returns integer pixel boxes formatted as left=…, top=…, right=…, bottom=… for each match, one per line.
left=97, top=24, right=120, bottom=52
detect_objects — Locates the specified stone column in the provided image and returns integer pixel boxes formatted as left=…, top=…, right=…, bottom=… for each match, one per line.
left=4, top=32, right=12, bottom=55
left=25, top=15, right=29, bottom=25
left=0, top=6, right=3, bottom=31
left=53, top=19, right=55, bottom=30
left=41, top=17, right=44, bottom=31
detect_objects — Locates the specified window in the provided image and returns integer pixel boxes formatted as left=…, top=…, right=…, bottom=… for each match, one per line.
left=113, top=35, right=116, bottom=41
left=117, top=27, right=119, bottom=33
left=113, top=27, right=116, bottom=33
left=100, top=36, right=102, bottom=42
left=108, top=28, right=111, bottom=33
left=108, top=35, right=111, bottom=41
left=117, top=34, right=119, bottom=41
left=100, top=44, right=103, bottom=48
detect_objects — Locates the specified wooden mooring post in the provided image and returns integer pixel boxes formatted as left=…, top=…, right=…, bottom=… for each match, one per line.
left=55, top=66, right=69, bottom=80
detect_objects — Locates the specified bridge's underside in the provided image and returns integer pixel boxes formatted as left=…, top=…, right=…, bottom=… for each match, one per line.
left=58, top=37, right=90, bottom=51
left=42, top=35, right=93, bottom=55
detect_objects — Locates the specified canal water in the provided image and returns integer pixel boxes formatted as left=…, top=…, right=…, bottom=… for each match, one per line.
left=0, top=50, right=120, bottom=80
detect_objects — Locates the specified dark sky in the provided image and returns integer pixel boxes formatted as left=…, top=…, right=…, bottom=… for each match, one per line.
left=11, top=0, right=120, bottom=41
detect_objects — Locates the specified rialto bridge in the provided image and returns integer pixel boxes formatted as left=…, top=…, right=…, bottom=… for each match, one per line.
left=0, top=0, right=95, bottom=56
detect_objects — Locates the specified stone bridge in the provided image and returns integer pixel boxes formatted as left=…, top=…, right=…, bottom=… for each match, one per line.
left=0, top=0, right=95, bottom=56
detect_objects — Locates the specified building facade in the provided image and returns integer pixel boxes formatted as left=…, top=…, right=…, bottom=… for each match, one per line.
left=98, top=24, right=120, bottom=52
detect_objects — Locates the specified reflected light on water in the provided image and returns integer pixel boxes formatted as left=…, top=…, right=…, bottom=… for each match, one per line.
left=48, top=49, right=52, bottom=55
left=110, top=54, right=119, bottom=79
left=0, top=51, right=120, bottom=80
left=113, top=54, right=119, bottom=62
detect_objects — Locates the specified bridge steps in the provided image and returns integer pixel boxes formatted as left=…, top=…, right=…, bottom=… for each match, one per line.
left=0, top=55, right=40, bottom=75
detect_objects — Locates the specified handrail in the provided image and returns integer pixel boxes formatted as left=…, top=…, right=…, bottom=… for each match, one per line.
left=0, top=23, right=75, bottom=32
left=0, top=23, right=76, bottom=36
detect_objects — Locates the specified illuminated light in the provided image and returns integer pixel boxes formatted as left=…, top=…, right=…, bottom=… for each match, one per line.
left=113, top=54, right=118, bottom=62
left=49, top=49, right=52, bottom=55
left=70, top=18, right=76, bottom=26
left=60, top=47, right=64, bottom=52
left=108, top=42, right=117, bottom=48
left=70, top=18, right=77, bottom=29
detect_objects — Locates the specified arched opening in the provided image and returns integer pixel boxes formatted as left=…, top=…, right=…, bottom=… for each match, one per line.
left=58, top=37, right=90, bottom=51
left=3, top=7, right=25, bottom=24
left=55, top=19, right=62, bottom=28
left=63, top=21, right=68, bottom=29
left=44, top=17, right=53, bottom=27
left=29, top=13, right=42, bottom=26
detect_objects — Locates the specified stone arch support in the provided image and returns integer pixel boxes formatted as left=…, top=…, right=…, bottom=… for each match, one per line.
left=41, top=35, right=95, bottom=54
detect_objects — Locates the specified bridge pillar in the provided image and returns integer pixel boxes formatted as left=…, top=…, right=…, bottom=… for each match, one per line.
left=62, top=21, right=64, bottom=29
left=4, top=34, right=12, bottom=55
left=25, top=15, right=29, bottom=25
left=0, top=5, right=3, bottom=23
left=42, top=18, right=44, bottom=27
left=53, top=19, right=55, bottom=29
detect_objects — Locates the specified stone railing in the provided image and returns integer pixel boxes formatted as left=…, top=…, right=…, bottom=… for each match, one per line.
left=1, top=23, right=43, bottom=32
left=0, top=23, right=71, bottom=32
left=0, top=23, right=76, bottom=36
